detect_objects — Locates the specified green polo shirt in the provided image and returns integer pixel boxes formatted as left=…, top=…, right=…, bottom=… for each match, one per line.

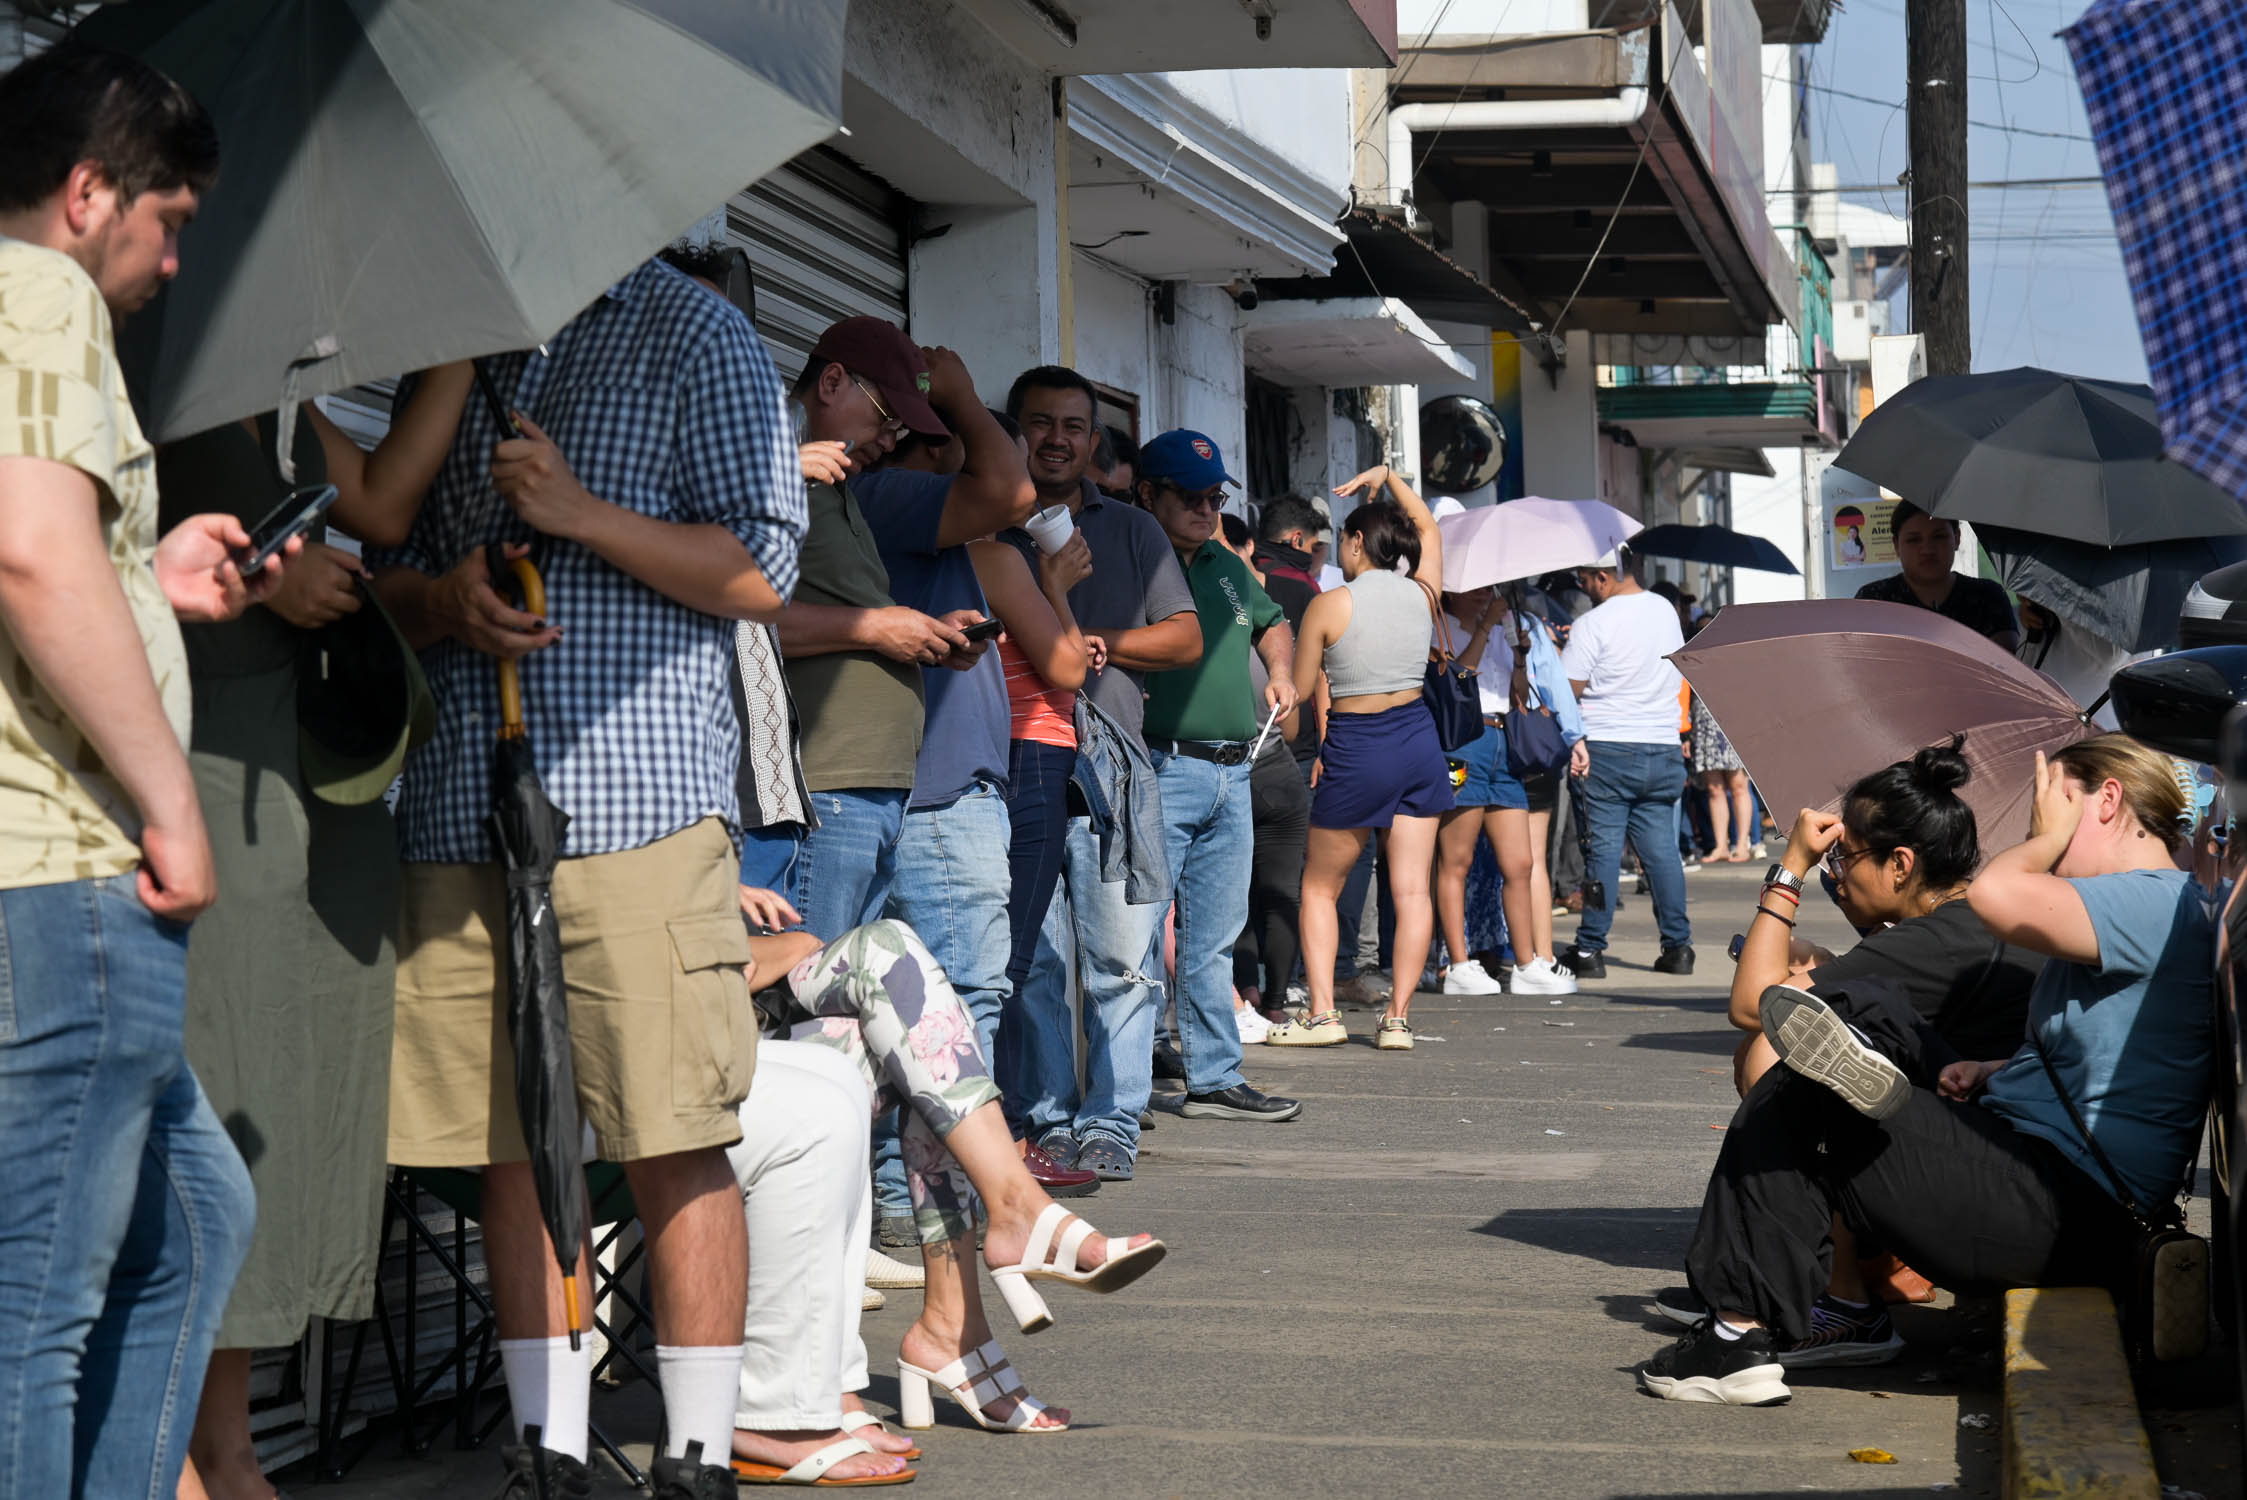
left=1143, top=541, right=1284, bottom=744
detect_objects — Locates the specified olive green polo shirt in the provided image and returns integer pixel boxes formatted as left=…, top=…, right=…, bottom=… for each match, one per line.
left=1143, top=540, right=1284, bottom=744
left=783, top=479, right=924, bottom=791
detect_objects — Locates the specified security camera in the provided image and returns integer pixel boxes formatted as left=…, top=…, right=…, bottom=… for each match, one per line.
left=1227, top=279, right=1259, bottom=311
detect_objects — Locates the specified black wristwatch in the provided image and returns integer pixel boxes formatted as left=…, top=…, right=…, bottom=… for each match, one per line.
left=1763, top=864, right=1804, bottom=895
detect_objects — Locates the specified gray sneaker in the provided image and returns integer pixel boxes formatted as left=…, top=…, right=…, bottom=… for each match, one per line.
left=1759, top=984, right=1911, bottom=1119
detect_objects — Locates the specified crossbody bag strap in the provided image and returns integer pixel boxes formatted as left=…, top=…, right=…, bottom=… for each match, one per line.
left=2023, top=1024, right=2172, bottom=1230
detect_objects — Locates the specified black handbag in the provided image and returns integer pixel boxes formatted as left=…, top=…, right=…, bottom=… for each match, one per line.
left=2026, top=1028, right=2208, bottom=1362
left=1505, top=680, right=1572, bottom=779
left=1418, top=581, right=1482, bottom=753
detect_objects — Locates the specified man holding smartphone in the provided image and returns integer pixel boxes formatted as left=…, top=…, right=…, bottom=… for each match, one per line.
left=0, top=47, right=300, bottom=1499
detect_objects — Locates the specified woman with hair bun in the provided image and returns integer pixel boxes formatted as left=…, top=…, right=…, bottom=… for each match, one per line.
left=1269, top=466, right=1452, bottom=1053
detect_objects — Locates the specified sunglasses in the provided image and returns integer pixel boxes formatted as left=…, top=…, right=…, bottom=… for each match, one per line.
left=849, top=373, right=909, bottom=437
left=1157, top=483, right=1226, bottom=512
left=1822, top=843, right=1881, bottom=880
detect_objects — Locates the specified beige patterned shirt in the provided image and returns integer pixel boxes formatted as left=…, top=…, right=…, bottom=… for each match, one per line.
left=0, top=238, right=189, bottom=888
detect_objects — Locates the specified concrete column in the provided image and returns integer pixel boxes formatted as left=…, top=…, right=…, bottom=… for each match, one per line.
left=1520, top=330, right=1599, bottom=499
left=908, top=204, right=1061, bottom=408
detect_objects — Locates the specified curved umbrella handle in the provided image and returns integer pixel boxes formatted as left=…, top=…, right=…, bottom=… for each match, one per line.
left=493, top=552, right=548, bottom=741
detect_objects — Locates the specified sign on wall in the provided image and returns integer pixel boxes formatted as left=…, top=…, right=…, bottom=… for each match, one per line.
left=1829, top=499, right=1897, bottom=570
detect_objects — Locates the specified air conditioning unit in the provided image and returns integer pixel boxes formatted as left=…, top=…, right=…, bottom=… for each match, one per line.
left=1831, top=299, right=1890, bottom=364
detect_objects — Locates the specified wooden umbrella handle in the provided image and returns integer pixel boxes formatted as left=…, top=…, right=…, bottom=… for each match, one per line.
left=495, top=555, right=548, bottom=741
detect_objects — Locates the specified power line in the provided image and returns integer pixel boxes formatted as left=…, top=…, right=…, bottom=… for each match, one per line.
left=1766, top=72, right=2093, bottom=141
left=1787, top=175, right=2103, bottom=193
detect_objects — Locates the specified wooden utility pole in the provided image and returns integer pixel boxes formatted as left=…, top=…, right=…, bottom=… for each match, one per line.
left=1907, top=0, right=1971, bottom=375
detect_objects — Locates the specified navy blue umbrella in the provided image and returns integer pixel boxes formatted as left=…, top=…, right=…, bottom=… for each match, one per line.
left=1627, top=523, right=1799, bottom=575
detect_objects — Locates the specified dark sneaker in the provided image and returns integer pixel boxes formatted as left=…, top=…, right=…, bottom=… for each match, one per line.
left=1759, top=984, right=1910, bottom=1119
left=1022, top=1138, right=1099, bottom=1198
left=1179, top=1082, right=1304, bottom=1122
left=876, top=1214, right=918, bottom=1252
left=1638, top=1322, right=1792, bottom=1406
left=496, top=1437, right=594, bottom=1500
left=1138, top=1110, right=1157, bottom=1132
left=1076, top=1135, right=1135, bottom=1181
left=651, top=1442, right=739, bottom=1499
left=1778, top=1295, right=1907, bottom=1369
left=1653, top=944, right=1696, bottom=975
left=1152, top=1038, right=1187, bottom=1081
left=1035, top=1127, right=1080, bottom=1168
left=1565, top=947, right=1607, bottom=981
left=1653, top=1286, right=1707, bottom=1329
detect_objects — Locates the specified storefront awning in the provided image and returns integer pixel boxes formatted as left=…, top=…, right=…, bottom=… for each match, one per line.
left=953, top=0, right=1396, bottom=72
left=1257, top=208, right=1538, bottom=333
left=1241, top=296, right=1475, bottom=387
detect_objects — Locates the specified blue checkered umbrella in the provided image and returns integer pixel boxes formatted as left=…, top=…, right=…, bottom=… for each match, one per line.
left=2065, top=0, right=2247, bottom=498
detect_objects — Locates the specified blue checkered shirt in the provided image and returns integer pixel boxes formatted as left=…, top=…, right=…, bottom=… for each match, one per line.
left=370, top=259, right=805, bottom=863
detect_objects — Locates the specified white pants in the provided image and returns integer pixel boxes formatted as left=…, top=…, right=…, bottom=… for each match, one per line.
left=726, top=1040, right=874, bottom=1429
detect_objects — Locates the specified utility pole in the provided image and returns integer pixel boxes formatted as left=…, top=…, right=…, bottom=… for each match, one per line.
left=1906, top=0, right=1971, bottom=376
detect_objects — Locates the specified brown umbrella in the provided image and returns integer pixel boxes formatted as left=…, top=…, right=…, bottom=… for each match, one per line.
left=1673, top=599, right=2096, bottom=854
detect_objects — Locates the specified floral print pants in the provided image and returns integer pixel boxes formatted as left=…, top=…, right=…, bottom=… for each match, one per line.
left=780, top=919, right=1001, bottom=1246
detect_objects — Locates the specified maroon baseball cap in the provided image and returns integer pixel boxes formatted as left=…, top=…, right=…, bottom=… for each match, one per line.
left=805, top=316, right=949, bottom=439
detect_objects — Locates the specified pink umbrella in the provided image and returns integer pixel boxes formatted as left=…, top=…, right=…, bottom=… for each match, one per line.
left=1673, top=599, right=2096, bottom=854
left=1437, top=498, right=1642, bottom=592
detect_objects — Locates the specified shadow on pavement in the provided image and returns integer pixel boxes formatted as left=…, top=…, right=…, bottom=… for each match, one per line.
left=1615, top=1029, right=1745, bottom=1056
left=1474, top=1206, right=1697, bottom=1271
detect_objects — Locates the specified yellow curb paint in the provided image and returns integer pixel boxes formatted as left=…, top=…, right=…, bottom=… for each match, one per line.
left=2002, top=1287, right=2160, bottom=1499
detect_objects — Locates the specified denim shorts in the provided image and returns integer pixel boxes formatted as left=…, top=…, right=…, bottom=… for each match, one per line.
left=1451, top=720, right=1529, bottom=811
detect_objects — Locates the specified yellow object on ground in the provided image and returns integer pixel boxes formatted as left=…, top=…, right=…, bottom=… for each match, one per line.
left=1847, top=1448, right=1897, bottom=1464
left=2002, top=1287, right=2160, bottom=1499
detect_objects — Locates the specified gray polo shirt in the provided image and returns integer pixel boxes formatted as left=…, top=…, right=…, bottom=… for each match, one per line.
left=1005, top=479, right=1194, bottom=745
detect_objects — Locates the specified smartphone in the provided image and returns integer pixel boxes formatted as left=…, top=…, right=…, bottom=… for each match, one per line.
left=960, top=616, right=1005, bottom=644
left=237, top=483, right=339, bottom=577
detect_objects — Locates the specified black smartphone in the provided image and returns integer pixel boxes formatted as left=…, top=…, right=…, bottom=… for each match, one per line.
left=1728, top=933, right=1746, bottom=962
left=960, top=616, right=1005, bottom=644
left=238, top=483, right=339, bottom=577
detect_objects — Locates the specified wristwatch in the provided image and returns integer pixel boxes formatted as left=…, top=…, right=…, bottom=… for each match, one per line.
left=1763, top=864, right=1804, bottom=895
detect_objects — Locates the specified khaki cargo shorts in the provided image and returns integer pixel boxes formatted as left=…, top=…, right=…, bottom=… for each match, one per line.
left=388, top=817, right=756, bottom=1167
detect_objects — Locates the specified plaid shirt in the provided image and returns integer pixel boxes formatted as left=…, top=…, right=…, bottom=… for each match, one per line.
left=371, top=259, right=804, bottom=863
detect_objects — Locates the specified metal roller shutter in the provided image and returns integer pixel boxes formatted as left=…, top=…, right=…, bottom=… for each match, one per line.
left=727, top=147, right=911, bottom=381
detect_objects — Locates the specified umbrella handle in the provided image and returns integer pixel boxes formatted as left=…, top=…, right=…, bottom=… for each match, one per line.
left=494, top=555, right=548, bottom=741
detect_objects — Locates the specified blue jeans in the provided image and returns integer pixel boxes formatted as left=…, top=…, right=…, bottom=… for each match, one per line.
left=1009, top=815, right=1167, bottom=1154
left=999, top=741, right=1074, bottom=1132
left=0, top=875, right=256, bottom=1500
left=1149, top=750, right=1253, bottom=1097
left=874, top=780, right=1012, bottom=1217
left=739, top=789, right=908, bottom=942
left=1572, top=741, right=1693, bottom=954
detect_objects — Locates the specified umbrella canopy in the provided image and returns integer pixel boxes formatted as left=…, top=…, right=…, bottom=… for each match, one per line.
left=1437, top=498, right=1641, bottom=592
left=1672, top=599, right=2093, bottom=852
left=2064, top=1, right=2247, bottom=500
left=1628, top=523, right=1799, bottom=575
left=1977, top=524, right=2247, bottom=652
left=485, top=553, right=587, bottom=1345
left=78, top=0, right=848, bottom=442
left=1832, top=367, right=2247, bottom=546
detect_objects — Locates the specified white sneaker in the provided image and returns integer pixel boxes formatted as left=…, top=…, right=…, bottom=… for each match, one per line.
left=1441, top=958, right=1506, bottom=995
left=866, top=1247, right=925, bottom=1290
left=1510, top=957, right=1579, bottom=996
left=1235, top=1006, right=1271, bottom=1044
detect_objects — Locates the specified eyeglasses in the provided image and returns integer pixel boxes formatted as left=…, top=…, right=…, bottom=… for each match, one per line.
left=1822, top=843, right=1882, bottom=880
left=1157, top=483, right=1226, bottom=512
left=849, top=374, right=908, bottom=437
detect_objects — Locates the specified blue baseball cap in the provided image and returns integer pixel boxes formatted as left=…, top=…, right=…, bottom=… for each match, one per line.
left=1137, top=429, right=1239, bottom=491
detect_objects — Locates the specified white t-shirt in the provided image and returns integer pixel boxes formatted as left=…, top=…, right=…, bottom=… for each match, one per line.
left=1440, top=612, right=1515, bottom=716
left=1560, top=590, right=1685, bottom=744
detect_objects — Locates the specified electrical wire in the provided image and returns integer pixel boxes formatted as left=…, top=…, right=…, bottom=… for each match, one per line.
left=1766, top=73, right=2092, bottom=141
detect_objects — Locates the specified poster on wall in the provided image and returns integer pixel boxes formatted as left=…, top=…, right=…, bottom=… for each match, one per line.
left=1829, top=499, right=1896, bottom=571
left=1489, top=331, right=1526, bottom=502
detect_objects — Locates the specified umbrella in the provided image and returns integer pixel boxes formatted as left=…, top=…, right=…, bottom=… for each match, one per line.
left=1672, top=599, right=2093, bottom=852
left=1977, top=524, right=2247, bottom=652
left=78, top=0, right=848, bottom=442
left=1627, top=523, right=1799, bottom=575
left=1832, top=367, right=2247, bottom=546
left=2064, top=1, right=2247, bottom=500
left=1437, top=498, right=1641, bottom=592
left=485, top=549, right=587, bottom=1348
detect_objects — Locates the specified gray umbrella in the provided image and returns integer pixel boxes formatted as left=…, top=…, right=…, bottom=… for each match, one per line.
left=78, top=0, right=847, bottom=442
left=1977, top=524, right=2247, bottom=652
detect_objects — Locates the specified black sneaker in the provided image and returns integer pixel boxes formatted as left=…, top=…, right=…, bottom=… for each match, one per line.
left=1565, top=947, right=1607, bottom=981
left=496, top=1436, right=593, bottom=1500
left=1759, top=984, right=1910, bottom=1119
left=1653, top=944, right=1696, bottom=975
left=1152, top=1039, right=1187, bottom=1081
left=651, top=1442, right=739, bottom=1499
left=1778, top=1295, right=1907, bottom=1369
left=1638, top=1322, right=1792, bottom=1405
left=1179, top=1082, right=1304, bottom=1122
left=1652, top=1286, right=1707, bottom=1329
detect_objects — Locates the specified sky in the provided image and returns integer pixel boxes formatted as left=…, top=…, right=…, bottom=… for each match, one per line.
left=1802, top=0, right=2148, bottom=381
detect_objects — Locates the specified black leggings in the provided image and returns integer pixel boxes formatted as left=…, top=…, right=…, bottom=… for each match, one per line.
left=1233, top=739, right=1309, bottom=996
left=1687, top=980, right=2138, bottom=1343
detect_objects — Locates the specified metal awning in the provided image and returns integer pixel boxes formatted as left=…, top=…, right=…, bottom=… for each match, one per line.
left=1598, top=381, right=1830, bottom=449
left=1241, top=296, right=1475, bottom=386
left=1256, top=207, right=1538, bottom=332
left=953, top=0, right=1396, bottom=71
left=1673, top=446, right=1777, bottom=478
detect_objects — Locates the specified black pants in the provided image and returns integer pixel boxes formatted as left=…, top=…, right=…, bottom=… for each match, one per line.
left=1234, top=738, right=1309, bottom=996
left=1687, top=981, right=2137, bottom=1343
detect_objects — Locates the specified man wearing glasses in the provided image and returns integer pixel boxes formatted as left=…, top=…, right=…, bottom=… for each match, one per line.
left=1135, top=432, right=1305, bottom=1132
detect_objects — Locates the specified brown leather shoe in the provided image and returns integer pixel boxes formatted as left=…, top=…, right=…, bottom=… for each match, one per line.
left=1020, top=1138, right=1100, bottom=1198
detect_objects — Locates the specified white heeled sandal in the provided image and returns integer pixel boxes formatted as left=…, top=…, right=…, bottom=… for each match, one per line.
left=985, top=1201, right=1169, bottom=1333
left=896, top=1340, right=1066, bottom=1434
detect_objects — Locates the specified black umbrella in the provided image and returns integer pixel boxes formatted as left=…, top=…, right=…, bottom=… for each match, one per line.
left=1833, top=367, right=2247, bottom=546
left=486, top=546, right=587, bottom=1349
left=1627, top=523, right=1800, bottom=575
left=1977, top=525, right=2247, bottom=652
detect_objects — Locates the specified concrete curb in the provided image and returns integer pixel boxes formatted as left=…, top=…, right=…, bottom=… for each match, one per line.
left=2002, top=1287, right=2160, bottom=1499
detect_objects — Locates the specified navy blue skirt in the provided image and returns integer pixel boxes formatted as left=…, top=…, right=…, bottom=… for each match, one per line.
left=1312, top=699, right=1455, bottom=830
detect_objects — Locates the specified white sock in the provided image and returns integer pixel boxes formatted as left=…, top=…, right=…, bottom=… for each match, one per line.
left=498, top=1336, right=590, bottom=1462
left=1712, top=1318, right=1755, bottom=1342
left=657, top=1344, right=745, bottom=1463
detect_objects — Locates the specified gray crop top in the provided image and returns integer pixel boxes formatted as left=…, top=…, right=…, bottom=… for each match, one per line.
left=1325, top=569, right=1432, bottom=698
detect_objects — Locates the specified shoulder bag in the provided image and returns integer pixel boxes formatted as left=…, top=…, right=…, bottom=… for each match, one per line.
left=2025, top=1026, right=2207, bottom=1362
left=1416, top=580, right=1482, bottom=753
left=1504, top=625, right=1572, bottom=778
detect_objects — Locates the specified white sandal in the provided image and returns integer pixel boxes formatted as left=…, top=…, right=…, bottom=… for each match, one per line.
left=839, top=1409, right=920, bottom=1460
left=984, top=1201, right=1168, bottom=1332
left=896, top=1340, right=1066, bottom=1434
left=729, top=1434, right=915, bottom=1486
